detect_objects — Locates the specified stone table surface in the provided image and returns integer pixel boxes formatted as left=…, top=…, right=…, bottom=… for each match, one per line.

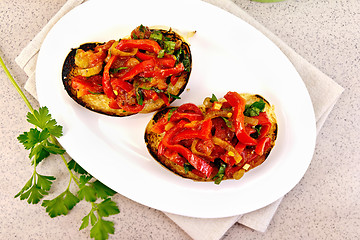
left=0, top=0, right=359, bottom=239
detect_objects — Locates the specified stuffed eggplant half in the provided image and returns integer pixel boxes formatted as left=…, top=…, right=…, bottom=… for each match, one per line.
left=145, top=91, right=277, bottom=184
left=62, top=25, right=192, bottom=116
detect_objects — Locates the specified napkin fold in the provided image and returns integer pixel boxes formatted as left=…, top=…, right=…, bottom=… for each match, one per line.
left=15, top=0, right=344, bottom=239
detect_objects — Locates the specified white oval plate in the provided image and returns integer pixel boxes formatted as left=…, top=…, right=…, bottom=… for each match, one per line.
left=36, top=0, right=316, bottom=218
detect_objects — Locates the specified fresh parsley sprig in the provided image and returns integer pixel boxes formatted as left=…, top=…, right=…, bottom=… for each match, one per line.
left=1, top=54, right=120, bottom=240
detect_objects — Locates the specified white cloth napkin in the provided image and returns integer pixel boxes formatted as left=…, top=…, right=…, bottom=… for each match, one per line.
left=15, top=0, right=344, bottom=239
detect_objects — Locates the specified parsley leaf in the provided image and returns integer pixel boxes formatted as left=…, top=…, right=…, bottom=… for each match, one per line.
left=14, top=173, right=56, bottom=204
left=167, top=108, right=178, bottom=121
left=184, top=162, right=194, bottom=174
left=80, top=198, right=120, bottom=240
left=18, top=107, right=65, bottom=165
left=221, top=117, right=233, bottom=128
left=90, top=218, right=115, bottom=240
left=213, top=163, right=227, bottom=185
left=97, top=198, right=120, bottom=217
left=42, top=190, right=80, bottom=217
left=150, top=30, right=163, bottom=41
left=92, top=180, right=117, bottom=199
left=244, top=99, right=265, bottom=117
left=250, top=125, right=262, bottom=139
left=26, top=107, right=63, bottom=137
left=210, top=93, right=218, bottom=103
left=67, top=159, right=88, bottom=174
left=163, top=41, right=176, bottom=54
left=78, top=184, right=97, bottom=202
left=157, top=49, right=165, bottom=58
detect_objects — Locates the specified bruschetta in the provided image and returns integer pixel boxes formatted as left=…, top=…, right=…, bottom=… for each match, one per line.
left=62, top=25, right=192, bottom=116
left=145, top=91, right=277, bottom=184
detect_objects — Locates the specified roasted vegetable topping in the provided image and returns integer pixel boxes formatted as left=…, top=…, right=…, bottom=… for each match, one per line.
left=68, top=25, right=191, bottom=114
left=149, top=92, right=276, bottom=184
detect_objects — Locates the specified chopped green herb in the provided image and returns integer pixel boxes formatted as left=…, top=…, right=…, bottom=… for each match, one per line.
left=221, top=117, right=233, bottom=128
left=210, top=94, right=218, bottom=103
left=132, top=32, right=138, bottom=39
left=139, top=24, right=145, bottom=32
left=250, top=125, right=262, bottom=139
left=213, top=163, right=226, bottom=185
left=88, top=90, right=102, bottom=95
left=167, top=108, right=178, bottom=121
left=168, top=92, right=181, bottom=100
left=163, top=41, right=176, bottom=54
left=244, top=99, right=265, bottom=117
left=184, top=163, right=194, bottom=174
left=157, top=49, right=165, bottom=58
left=150, top=30, right=163, bottom=41
left=142, top=77, right=153, bottom=82
left=182, top=54, right=191, bottom=72
left=110, top=66, right=128, bottom=73
left=174, top=49, right=182, bottom=62
left=136, top=89, right=144, bottom=106
left=174, top=48, right=191, bottom=72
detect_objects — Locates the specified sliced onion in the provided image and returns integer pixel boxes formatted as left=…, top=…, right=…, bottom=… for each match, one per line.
left=212, top=136, right=242, bottom=164
left=233, top=169, right=245, bottom=180
left=204, top=110, right=231, bottom=120
left=77, top=63, right=103, bottom=77
left=244, top=116, right=258, bottom=126
left=191, top=139, right=210, bottom=157
left=74, top=49, right=91, bottom=68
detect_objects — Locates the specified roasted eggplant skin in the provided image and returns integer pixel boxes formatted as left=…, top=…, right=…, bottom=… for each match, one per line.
left=62, top=27, right=192, bottom=117
left=144, top=93, right=278, bottom=183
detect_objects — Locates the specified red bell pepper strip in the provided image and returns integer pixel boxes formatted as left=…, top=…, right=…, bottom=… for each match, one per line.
left=111, top=78, right=134, bottom=92
left=161, top=146, right=187, bottom=166
left=161, top=120, right=214, bottom=178
left=169, top=112, right=203, bottom=122
left=254, top=137, right=271, bottom=156
left=142, top=89, right=159, bottom=101
left=155, top=62, right=184, bottom=78
left=156, top=57, right=176, bottom=68
left=235, top=142, right=246, bottom=155
left=166, top=144, right=213, bottom=178
left=224, top=92, right=257, bottom=146
left=151, top=112, right=170, bottom=134
left=158, top=92, right=170, bottom=106
left=252, top=112, right=272, bottom=139
left=103, top=55, right=117, bottom=99
left=118, top=101, right=145, bottom=113
left=170, top=75, right=179, bottom=85
left=120, top=58, right=155, bottom=82
left=177, top=103, right=203, bottom=115
left=116, top=39, right=161, bottom=54
left=169, top=103, right=204, bottom=122
left=135, top=51, right=155, bottom=61
left=71, top=75, right=103, bottom=96
left=109, top=99, right=120, bottom=109
left=172, top=119, right=212, bottom=143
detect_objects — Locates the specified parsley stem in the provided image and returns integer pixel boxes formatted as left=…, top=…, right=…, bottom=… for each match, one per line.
left=49, top=135, right=80, bottom=185
left=0, top=55, right=34, bottom=113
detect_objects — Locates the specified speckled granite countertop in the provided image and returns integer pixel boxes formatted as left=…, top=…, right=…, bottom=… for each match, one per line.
left=0, top=0, right=359, bottom=239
